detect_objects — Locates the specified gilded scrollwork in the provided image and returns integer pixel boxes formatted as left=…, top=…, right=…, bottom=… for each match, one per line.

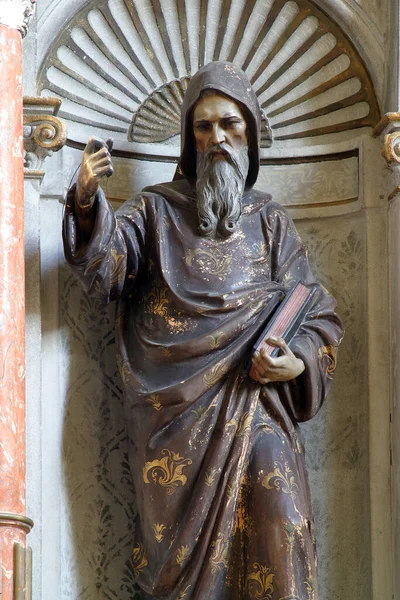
left=145, top=286, right=169, bottom=318
left=132, top=543, right=148, bottom=577
left=246, top=563, right=276, bottom=599
left=236, top=411, right=254, bottom=438
left=143, top=449, right=192, bottom=495
left=209, top=532, right=229, bottom=574
left=144, top=284, right=193, bottom=333
left=185, top=248, right=232, bottom=281
left=262, top=462, right=300, bottom=499
left=203, top=360, right=229, bottom=388
left=176, top=545, right=190, bottom=566
left=207, top=331, right=227, bottom=349
left=116, top=355, right=131, bottom=386
left=145, top=393, right=162, bottom=411
left=305, top=575, right=315, bottom=600
left=177, top=585, right=191, bottom=599
left=318, top=345, right=338, bottom=379
left=152, top=523, right=167, bottom=543
left=205, top=467, right=219, bottom=487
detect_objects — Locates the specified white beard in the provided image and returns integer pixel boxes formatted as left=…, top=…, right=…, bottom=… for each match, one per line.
left=196, top=143, right=249, bottom=238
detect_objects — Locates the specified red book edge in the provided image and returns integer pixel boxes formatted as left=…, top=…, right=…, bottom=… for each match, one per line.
left=249, top=282, right=313, bottom=381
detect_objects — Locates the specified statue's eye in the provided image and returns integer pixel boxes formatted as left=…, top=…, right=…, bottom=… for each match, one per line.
left=195, top=123, right=211, bottom=132
left=222, top=118, right=243, bottom=129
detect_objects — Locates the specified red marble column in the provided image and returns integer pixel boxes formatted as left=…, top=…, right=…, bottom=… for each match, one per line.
left=0, top=23, right=31, bottom=599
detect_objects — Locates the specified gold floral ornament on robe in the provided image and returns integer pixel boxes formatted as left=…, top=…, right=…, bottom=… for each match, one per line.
left=63, top=61, right=343, bottom=600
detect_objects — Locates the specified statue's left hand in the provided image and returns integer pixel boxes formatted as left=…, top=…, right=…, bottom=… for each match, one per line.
left=251, top=337, right=305, bottom=384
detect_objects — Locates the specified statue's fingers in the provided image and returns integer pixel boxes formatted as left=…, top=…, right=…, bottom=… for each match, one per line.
left=276, top=340, right=294, bottom=358
left=93, top=156, right=113, bottom=169
left=259, top=348, right=276, bottom=365
left=266, top=336, right=287, bottom=351
left=252, top=353, right=269, bottom=369
left=85, top=136, right=106, bottom=155
left=251, top=366, right=270, bottom=384
left=91, top=146, right=111, bottom=161
left=282, top=345, right=296, bottom=359
left=105, top=138, right=114, bottom=152
left=94, top=164, right=114, bottom=178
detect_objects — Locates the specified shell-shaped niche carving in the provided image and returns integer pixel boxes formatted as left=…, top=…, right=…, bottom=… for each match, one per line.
left=38, top=0, right=381, bottom=156
left=128, top=77, right=189, bottom=143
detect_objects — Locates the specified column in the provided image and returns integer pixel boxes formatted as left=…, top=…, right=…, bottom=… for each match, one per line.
left=374, top=114, right=400, bottom=600
left=0, top=3, right=36, bottom=599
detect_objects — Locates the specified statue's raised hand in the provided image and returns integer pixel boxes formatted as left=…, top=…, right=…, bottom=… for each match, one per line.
left=75, top=137, right=114, bottom=211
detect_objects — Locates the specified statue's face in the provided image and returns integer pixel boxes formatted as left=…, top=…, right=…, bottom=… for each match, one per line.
left=192, top=93, right=248, bottom=157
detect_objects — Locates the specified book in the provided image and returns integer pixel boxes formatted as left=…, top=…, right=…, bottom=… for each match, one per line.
left=249, top=281, right=317, bottom=381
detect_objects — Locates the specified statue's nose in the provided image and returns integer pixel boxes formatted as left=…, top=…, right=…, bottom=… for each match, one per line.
left=211, top=124, right=225, bottom=145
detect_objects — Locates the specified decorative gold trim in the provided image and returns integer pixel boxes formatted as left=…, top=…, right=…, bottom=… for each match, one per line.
left=14, top=543, right=33, bottom=600
left=372, top=113, right=400, bottom=167
left=373, top=113, right=400, bottom=137
left=23, top=170, right=46, bottom=179
left=23, top=115, right=67, bottom=152
left=23, top=97, right=62, bottom=113
left=381, top=132, right=400, bottom=165
left=23, top=97, right=67, bottom=177
left=0, top=513, right=34, bottom=533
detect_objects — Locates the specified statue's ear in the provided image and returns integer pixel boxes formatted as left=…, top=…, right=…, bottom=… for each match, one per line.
left=260, top=109, right=273, bottom=148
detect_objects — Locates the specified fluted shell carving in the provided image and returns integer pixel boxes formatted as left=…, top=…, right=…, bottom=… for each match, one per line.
left=38, top=0, right=380, bottom=156
left=128, top=78, right=189, bottom=143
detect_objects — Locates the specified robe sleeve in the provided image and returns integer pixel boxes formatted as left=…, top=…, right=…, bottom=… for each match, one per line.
left=62, top=185, right=148, bottom=302
left=266, top=203, right=344, bottom=422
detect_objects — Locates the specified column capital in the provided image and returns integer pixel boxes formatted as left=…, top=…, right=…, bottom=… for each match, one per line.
left=24, top=97, right=67, bottom=181
left=373, top=113, right=400, bottom=164
left=0, top=0, right=36, bottom=37
left=373, top=113, right=400, bottom=201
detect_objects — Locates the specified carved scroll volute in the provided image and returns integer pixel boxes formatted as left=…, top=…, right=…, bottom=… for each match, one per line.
left=24, top=115, right=66, bottom=152
left=374, top=113, right=400, bottom=165
left=382, top=131, right=400, bottom=165
left=23, top=97, right=67, bottom=179
left=373, top=113, right=400, bottom=201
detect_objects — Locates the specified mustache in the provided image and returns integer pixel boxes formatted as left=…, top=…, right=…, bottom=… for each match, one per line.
left=201, top=143, right=241, bottom=166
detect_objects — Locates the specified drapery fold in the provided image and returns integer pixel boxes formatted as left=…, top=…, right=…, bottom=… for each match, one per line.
left=63, top=179, right=343, bottom=600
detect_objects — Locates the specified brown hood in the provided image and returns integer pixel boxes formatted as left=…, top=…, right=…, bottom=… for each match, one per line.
left=180, top=61, right=261, bottom=189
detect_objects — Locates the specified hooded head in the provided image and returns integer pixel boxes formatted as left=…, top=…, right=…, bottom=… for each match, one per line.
left=180, top=61, right=261, bottom=189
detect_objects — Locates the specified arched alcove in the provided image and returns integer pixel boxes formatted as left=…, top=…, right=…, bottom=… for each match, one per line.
left=27, top=2, right=391, bottom=600
left=38, top=0, right=380, bottom=156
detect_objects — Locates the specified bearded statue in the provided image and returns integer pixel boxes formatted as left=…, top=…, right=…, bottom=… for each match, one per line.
left=63, top=61, right=343, bottom=600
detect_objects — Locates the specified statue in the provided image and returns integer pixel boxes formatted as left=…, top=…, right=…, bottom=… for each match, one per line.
left=63, top=61, right=343, bottom=600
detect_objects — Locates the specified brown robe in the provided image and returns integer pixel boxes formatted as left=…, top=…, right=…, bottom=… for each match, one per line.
left=63, top=176, right=343, bottom=600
